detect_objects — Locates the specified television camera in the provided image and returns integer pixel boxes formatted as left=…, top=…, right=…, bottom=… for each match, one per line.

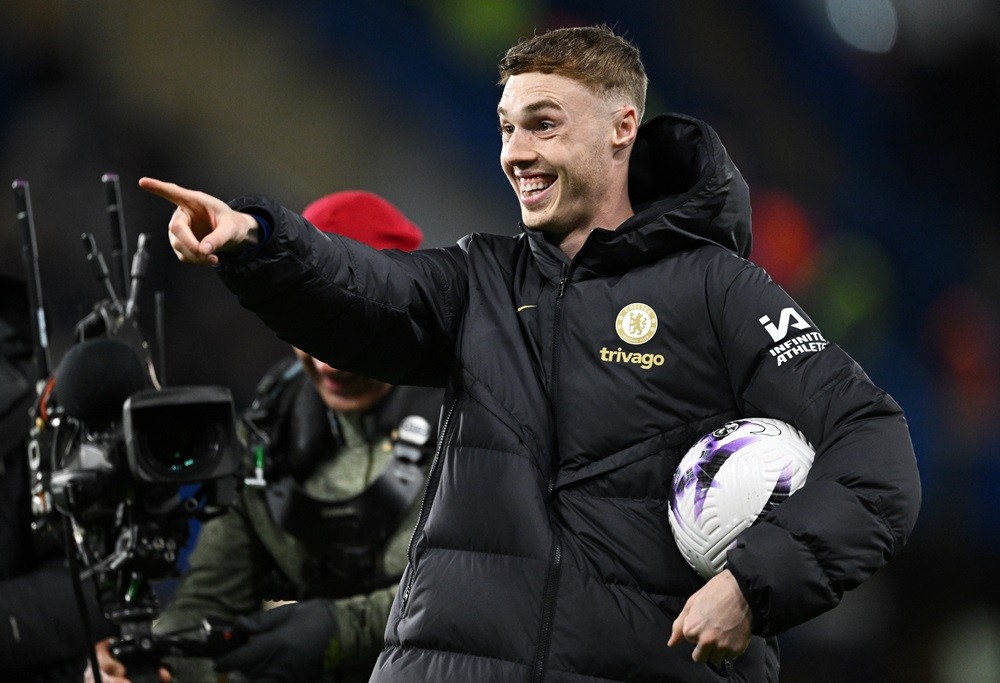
left=13, top=176, right=247, bottom=682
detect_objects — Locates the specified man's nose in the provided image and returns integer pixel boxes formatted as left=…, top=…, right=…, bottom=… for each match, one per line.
left=502, top=129, right=536, bottom=168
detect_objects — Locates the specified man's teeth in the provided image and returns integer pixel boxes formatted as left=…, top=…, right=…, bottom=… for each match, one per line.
left=520, top=178, right=552, bottom=195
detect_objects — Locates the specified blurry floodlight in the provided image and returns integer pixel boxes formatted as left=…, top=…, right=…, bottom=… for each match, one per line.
left=750, top=190, right=819, bottom=293
left=933, top=607, right=1000, bottom=683
left=426, top=0, right=536, bottom=65
left=825, top=0, right=899, bottom=54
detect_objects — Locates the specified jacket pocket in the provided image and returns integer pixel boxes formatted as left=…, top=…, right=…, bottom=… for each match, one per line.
left=553, top=425, right=694, bottom=492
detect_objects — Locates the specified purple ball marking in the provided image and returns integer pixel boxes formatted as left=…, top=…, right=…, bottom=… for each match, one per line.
left=671, top=431, right=760, bottom=521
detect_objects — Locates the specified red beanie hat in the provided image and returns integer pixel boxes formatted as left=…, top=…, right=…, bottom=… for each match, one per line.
left=301, top=190, right=422, bottom=251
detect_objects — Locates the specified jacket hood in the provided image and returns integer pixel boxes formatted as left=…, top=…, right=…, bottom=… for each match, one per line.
left=524, top=112, right=752, bottom=276
left=627, top=113, right=751, bottom=256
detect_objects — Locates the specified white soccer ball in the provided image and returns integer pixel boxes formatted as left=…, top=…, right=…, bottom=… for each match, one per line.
left=668, top=417, right=815, bottom=579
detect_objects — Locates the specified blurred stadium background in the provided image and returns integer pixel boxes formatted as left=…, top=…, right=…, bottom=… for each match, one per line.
left=1, top=1, right=998, bottom=681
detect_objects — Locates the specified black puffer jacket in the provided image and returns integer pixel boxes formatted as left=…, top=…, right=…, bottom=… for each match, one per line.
left=218, top=113, right=920, bottom=682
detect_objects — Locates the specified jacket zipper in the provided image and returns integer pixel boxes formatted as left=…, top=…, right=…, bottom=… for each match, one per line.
left=531, top=537, right=562, bottom=683
left=399, top=397, right=458, bottom=614
left=531, top=262, right=570, bottom=683
left=551, top=263, right=569, bottom=396
left=556, top=263, right=569, bottom=298
left=546, top=262, right=569, bottom=496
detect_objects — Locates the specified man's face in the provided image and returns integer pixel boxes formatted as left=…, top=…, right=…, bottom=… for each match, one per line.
left=498, top=72, right=623, bottom=236
left=293, top=348, right=392, bottom=414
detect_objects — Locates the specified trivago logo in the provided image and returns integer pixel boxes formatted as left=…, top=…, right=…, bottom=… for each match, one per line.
left=599, top=346, right=665, bottom=370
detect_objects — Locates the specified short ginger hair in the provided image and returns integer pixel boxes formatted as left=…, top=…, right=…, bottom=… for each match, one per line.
left=498, top=25, right=648, bottom=122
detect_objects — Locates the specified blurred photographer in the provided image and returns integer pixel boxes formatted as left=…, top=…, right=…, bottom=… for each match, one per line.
left=88, top=192, right=443, bottom=683
left=1, top=275, right=116, bottom=682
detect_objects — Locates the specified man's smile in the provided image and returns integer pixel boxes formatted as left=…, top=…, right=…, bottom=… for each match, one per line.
left=517, top=173, right=556, bottom=205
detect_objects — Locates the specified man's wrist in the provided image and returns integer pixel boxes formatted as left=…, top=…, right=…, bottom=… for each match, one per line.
left=221, top=213, right=270, bottom=259
left=244, top=212, right=270, bottom=247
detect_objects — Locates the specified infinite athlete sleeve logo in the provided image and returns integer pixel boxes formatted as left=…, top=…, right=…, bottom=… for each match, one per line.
left=759, top=306, right=828, bottom=366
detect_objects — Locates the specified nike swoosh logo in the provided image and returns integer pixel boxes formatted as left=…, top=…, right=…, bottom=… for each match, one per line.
left=517, top=305, right=537, bottom=313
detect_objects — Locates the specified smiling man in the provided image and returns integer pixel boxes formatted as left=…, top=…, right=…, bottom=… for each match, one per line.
left=139, top=25, right=920, bottom=682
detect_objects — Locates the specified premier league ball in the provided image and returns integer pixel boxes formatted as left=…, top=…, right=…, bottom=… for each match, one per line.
left=668, top=418, right=815, bottom=579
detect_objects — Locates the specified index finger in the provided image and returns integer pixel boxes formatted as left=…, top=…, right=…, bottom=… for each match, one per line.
left=667, top=605, right=688, bottom=647
left=138, top=177, right=200, bottom=206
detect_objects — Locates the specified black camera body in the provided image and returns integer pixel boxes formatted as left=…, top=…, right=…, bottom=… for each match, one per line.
left=44, top=338, right=243, bottom=523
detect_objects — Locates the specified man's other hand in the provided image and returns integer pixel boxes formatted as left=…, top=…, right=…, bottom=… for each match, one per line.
left=667, top=569, right=752, bottom=665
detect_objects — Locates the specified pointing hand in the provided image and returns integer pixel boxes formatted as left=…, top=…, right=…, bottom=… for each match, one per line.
left=139, top=177, right=260, bottom=266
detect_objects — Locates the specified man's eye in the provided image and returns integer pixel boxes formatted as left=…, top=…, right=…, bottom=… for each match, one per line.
left=537, top=121, right=553, bottom=132
left=499, top=124, right=514, bottom=137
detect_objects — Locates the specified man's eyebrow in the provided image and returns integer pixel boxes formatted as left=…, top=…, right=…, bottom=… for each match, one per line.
left=497, top=98, right=563, bottom=117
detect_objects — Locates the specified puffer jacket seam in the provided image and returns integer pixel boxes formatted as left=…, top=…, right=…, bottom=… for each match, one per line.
left=414, top=544, right=540, bottom=562
left=559, top=491, right=670, bottom=503
left=285, top=241, right=412, bottom=316
left=788, top=366, right=850, bottom=426
left=559, top=560, right=681, bottom=598
left=456, top=443, right=535, bottom=465
left=542, top=664, right=633, bottom=683
left=379, top=642, right=529, bottom=667
left=600, top=579, right=683, bottom=597
left=767, top=521, right=842, bottom=595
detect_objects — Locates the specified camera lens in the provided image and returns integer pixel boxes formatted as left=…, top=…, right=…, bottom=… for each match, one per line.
left=124, top=386, right=239, bottom=485
left=130, top=401, right=228, bottom=479
left=142, top=421, right=221, bottom=475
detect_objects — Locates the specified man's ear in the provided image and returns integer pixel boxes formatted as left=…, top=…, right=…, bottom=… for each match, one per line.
left=612, top=106, right=639, bottom=150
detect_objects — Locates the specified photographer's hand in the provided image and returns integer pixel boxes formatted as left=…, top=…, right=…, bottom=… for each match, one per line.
left=83, top=638, right=171, bottom=683
left=138, top=177, right=260, bottom=266
left=214, top=600, right=339, bottom=682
